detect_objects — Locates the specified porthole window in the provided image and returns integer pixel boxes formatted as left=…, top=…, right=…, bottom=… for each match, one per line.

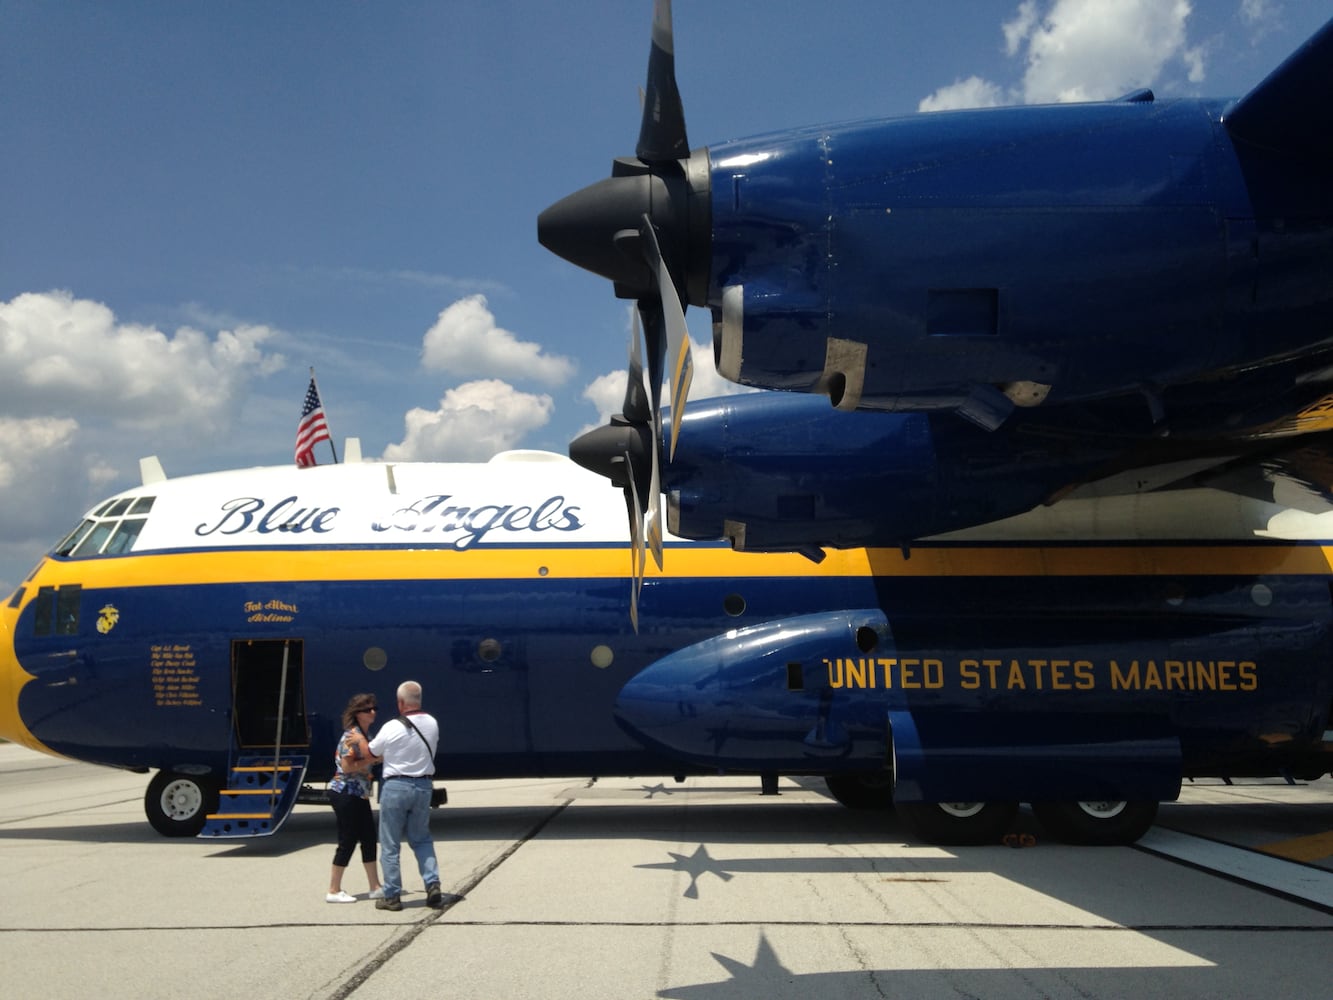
left=478, top=638, right=502, bottom=662
left=723, top=593, right=746, bottom=617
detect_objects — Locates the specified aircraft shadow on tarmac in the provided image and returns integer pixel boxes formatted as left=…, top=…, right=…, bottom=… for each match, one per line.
left=651, top=927, right=1332, bottom=1000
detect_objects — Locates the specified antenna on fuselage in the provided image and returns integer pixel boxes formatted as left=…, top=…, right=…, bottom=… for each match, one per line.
left=139, top=456, right=166, bottom=485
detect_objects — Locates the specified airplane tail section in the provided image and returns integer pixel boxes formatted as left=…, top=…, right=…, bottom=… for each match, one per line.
left=1225, top=17, right=1333, bottom=156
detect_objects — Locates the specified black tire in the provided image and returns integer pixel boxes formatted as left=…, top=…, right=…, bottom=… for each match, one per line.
left=824, top=773, right=894, bottom=810
left=1031, top=800, right=1158, bottom=845
left=145, top=771, right=219, bottom=837
left=897, top=800, right=1018, bottom=845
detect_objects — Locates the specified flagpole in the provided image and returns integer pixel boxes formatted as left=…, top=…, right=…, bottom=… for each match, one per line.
left=309, top=366, right=338, bottom=464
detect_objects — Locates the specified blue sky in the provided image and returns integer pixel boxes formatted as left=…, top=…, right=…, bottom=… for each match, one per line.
left=2, top=0, right=1330, bottom=592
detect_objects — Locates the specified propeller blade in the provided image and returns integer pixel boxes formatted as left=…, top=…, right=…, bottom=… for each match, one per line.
left=624, top=452, right=647, bottom=633
left=645, top=405, right=665, bottom=571
left=665, top=317, right=693, bottom=463
left=638, top=215, right=693, bottom=460
left=637, top=0, right=689, bottom=162
left=624, top=310, right=651, bottom=425
left=638, top=295, right=667, bottom=444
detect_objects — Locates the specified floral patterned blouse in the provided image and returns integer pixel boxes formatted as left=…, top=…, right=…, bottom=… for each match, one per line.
left=329, top=727, right=373, bottom=797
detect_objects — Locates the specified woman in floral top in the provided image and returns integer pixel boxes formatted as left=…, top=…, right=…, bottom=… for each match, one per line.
left=326, top=692, right=385, bottom=902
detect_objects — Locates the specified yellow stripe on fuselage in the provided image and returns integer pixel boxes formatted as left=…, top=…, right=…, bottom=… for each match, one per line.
left=15, top=541, right=1333, bottom=592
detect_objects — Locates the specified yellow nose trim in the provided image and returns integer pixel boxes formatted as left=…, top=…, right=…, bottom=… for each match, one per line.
left=0, top=570, right=55, bottom=754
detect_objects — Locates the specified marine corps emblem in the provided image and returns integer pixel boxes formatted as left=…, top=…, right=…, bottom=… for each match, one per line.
left=96, top=604, right=120, bottom=635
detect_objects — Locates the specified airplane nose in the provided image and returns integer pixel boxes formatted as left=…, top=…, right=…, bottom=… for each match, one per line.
left=0, top=589, right=41, bottom=750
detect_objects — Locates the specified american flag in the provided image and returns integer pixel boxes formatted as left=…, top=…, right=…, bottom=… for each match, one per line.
left=295, top=377, right=331, bottom=468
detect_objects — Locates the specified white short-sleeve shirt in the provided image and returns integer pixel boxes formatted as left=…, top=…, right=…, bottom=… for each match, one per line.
left=369, top=711, right=439, bottom=778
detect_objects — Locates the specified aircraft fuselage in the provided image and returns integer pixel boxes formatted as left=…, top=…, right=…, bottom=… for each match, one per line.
left=3, top=457, right=1330, bottom=820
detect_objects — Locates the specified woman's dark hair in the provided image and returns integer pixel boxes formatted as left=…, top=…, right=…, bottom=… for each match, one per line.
left=341, top=693, right=377, bottom=731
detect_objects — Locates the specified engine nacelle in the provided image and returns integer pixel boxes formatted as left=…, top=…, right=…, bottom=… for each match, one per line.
left=665, top=393, right=1091, bottom=551
left=708, top=100, right=1333, bottom=413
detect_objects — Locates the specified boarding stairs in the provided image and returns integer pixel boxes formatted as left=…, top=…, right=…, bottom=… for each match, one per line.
left=200, top=638, right=309, bottom=839
left=199, top=754, right=310, bottom=839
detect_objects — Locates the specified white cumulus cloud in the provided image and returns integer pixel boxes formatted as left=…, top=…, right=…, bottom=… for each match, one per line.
left=381, top=379, right=554, bottom=462
left=1018, top=0, right=1196, bottom=103
left=0, top=290, right=284, bottom=427
left=919, top=76, right=1008, bottom=112
left=0, top=416, right=79, bottom=492
left=921, top=0, right=1204, bottom=110
left=420, top=294, right=575, bottom=386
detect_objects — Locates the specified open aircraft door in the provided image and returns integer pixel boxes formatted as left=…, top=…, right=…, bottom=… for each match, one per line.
left=198, top=638, right=311, bottom=839
left=231, top=637, right=310, bottom=749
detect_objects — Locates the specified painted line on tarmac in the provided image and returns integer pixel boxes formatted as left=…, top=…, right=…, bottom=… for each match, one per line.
left=1256, top=829, right=1333, bottom=863
left=1137, top=828, right=1333, bottom=913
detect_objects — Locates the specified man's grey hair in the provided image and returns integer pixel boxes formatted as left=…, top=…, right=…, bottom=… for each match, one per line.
left=397, top=680, right=423, bottom=708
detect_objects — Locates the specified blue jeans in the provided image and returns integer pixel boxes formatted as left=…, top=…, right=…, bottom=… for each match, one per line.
left=377, top=776, right=439, bottom=898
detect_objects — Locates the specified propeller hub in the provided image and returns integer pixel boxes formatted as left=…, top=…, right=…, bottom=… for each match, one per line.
left=569, top=418, right=654, bottom=495
left=538, top=151, right=712, bottom=306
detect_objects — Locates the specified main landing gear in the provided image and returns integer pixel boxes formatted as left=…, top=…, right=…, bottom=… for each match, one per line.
left=144, top=770, right=220, bottom=837
left=1030, top=800, right=1159, bottom=845
left=893, top=799, right=1157, bottom=845
left=820, top=776, right=1160, bottom=845
left=885, top=800, right=1157, bottom=848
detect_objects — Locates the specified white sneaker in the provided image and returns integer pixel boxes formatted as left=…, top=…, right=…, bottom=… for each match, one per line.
left=326, top=890, right=356, bottom=903
left=368, top=887, right=386, bottom=900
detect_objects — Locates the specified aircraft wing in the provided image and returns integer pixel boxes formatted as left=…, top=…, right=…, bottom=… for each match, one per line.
left=1226, top=17, right=1333, bottom=157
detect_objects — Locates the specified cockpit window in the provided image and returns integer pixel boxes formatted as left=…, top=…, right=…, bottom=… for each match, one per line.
left=53, top=497, right=156, bottom=559
left=102, top=518, right=146, bottom=555
left=55, top=520, right=96, bottom=556
left=71, top=522, right=116, bottom=557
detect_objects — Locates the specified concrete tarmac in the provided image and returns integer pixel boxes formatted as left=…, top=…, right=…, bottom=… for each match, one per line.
left=0, top=744, right=1330, bottom=999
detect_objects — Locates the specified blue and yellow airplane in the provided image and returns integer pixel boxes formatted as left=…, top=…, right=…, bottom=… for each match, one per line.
left=2, top=390, right=1332, bottom=847
left=5, top=3, right=1333, bottom=847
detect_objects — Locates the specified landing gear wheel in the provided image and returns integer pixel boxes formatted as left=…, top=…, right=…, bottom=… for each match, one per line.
left=897, top=800, right=1018, bottom=845
left=1031, top=800, right=1158, bottom=845
left=145, top=771, right=219, bottom=837
left=824, top=773, right=894, bottom=810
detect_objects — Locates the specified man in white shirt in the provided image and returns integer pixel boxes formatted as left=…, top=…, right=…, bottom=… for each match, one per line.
left=368, top=680, right=442, bottom=911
